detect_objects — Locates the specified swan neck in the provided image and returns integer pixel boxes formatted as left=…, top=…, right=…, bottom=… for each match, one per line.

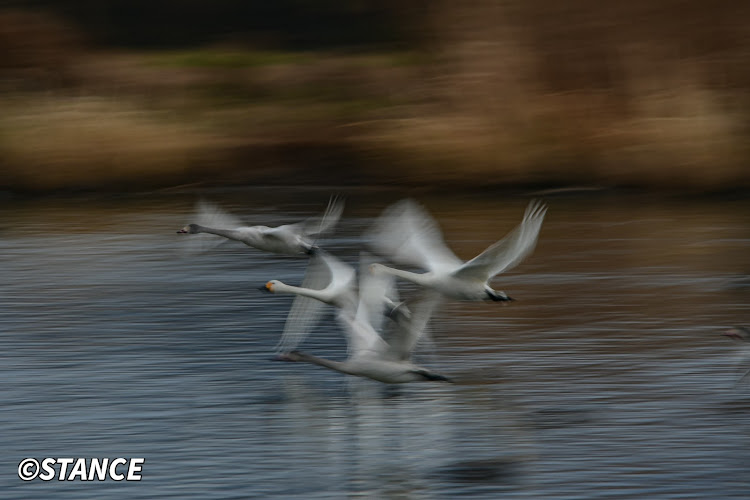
left=197, top=225, right=241, bottom=240
left=297, top=353, right=352, bottom=375
left=275, top=282, right=327, bottom=301
left=380, top=266, right=427, bottom=285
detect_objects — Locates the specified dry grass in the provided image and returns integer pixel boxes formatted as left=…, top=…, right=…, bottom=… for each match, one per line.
left=0, top=96, right=224, bottom=191
left=351, top=0, right=750, bottom=190
left=1, top=5, right=749, bottom=192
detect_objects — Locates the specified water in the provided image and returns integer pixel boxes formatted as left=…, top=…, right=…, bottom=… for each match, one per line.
left=1, top=188, right=748, bottom=499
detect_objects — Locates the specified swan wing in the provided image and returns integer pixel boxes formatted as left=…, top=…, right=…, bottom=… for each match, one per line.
left=336, top=310, right=390, bottom=357
left=274, top=252, right=353, bottom=352
left=196, top=199, right=245, bottom=231
left=319, top=250, right=357, bottom=306
left=256, top=225, right=310, bottom=252
left=453, top=200, right=547, bottom=282
left=356, top=252, right=401, bottom=334
left=254, top=225, right=288, bottom=241
left=182, top=199, right=245, bottom=254
left=385, top=290, right=442, bottom=361
left=366, top=199, right=462, bottom=273
left=301, top=195, right=345, bottom=237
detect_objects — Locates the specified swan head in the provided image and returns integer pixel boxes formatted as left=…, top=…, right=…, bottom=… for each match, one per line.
left=723, top=326, right=749, bottom=342
left=273, top=350, right=305, bottom=362
left=177, top=223, right=201, bottom=234
left=261, top=280, right=282, bottom=293
left=369, top=263, right=386, bottom=275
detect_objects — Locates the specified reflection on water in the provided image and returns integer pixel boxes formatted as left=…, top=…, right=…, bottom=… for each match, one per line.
left=1, top=189, right=749, bottom=499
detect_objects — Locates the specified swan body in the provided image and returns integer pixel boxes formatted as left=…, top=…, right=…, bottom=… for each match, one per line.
left=277, top=350, right=450, bottom=384
left=276, top=264, right=450, bottom=384
left=263, top=251, right=357, bottom=353
left=367, top=199, right=547, bottom=301
left=368, top=265, right=510, bottom=302
left=178, top=196, right=344, bottom=256
left=263, top=251, right=409, bottom=353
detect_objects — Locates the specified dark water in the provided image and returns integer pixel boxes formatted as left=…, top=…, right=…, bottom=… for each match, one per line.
left=1, top=188, right=749, bottom=499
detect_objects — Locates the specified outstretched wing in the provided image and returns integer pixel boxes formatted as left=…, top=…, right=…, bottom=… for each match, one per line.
left=355, top=252, right=400, bottom=335
left=366, top=199, right=463, bottom=273
left=384, top=290, right=442, bottom=361
left=196, top=199, right=245, bottom=230
left=336, top=310, right=390, bottom=357
left=273, top=253, right=333, bottom=353
left=302, top=195, right=345, bottom=238
left=453, top=200, right=547, bottom=282
left=181, top=199, right=245, bottom=254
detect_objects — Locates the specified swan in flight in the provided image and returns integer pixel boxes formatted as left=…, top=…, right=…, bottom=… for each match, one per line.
left=177, top=196, right=344, bottom=256
left=276, top=284, right=451, bottom=384
left=262, top=250, right=357, bottom=353
left=723, top=326, right=750, bottom=385
left=262, top=251, right=407, bottom=353
left=367, top=199, right=547, bottom=302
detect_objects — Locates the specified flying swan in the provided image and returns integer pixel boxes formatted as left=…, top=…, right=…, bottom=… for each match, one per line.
left=367, top=199, right=547, bottom=302
left=276, top=281, right=450, bottom=384
left=177, top=196, right=344, bottom=256
left=262, top=251, right=407, bottom=353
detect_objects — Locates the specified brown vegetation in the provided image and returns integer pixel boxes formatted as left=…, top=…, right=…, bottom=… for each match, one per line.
left=0, top=3, right=749, bottom=193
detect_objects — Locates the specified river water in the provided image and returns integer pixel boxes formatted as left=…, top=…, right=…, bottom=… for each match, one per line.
left=1, top=187, right=748, bottom=499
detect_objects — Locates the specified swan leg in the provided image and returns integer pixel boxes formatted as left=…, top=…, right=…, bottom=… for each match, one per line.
left=734, top=366, right=750, bottom=387
left=383, top=385, right=403, bottom=398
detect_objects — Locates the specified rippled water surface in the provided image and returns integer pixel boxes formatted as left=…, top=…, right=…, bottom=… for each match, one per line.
left=1, top=189, right=749, bottom=499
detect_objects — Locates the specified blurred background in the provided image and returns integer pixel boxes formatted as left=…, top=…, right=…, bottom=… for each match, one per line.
left=1, top=0, right=749, bottom=193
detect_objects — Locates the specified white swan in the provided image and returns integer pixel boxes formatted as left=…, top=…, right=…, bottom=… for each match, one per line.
left=177, top=196, right=344, bottom=256
left=263, top=250, right=357, bottom=352
left=367, top=199, right=547, bottom=301
left=277, top=285, right=450, bottom=384
left=724, top=326, right=749, bottom=342
left=263, top=251, right=407, bottom=353
left=724, top=326, right=750, bottom=385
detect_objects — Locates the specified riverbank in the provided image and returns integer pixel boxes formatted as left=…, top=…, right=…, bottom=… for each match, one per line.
left=2, top=5, right=749, bottom=194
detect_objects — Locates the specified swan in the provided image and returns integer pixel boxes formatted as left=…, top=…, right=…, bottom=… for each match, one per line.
left=262, top=251, right=407, bottom=353
left=724, top=326, right=749, bottom=342
left=177, top=196, right=344, bottom=256
left=367, top=199, right=547, bottom=301
left=723, top=326, right=750, bottom=385
left=276, top=286, right=451, bottom=384
left=262, top=250, right=357, bottom=352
